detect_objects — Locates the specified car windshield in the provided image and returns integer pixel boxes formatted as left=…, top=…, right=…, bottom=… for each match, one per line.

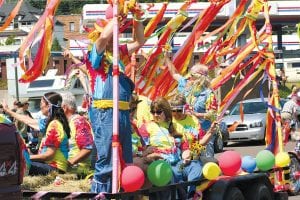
left=230, top=101, right=267, bottom=115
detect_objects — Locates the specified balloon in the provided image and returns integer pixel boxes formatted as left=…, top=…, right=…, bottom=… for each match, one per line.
left=241, top=156, right=256, bottom=173
left=202, top=162, right=221, bottom=180
left=147, top=160, right=172, bottom=187
left=121, top=165, right=145, bottom=192
left=275, top=152, right=291, bottom=167
left=256, top=150, right=275, bottom=171
left=218, top=151, right=241, bottom=176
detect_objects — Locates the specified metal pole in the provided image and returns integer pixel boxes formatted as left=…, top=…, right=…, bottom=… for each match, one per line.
left=14, top=51, right=19, bottom=101
left=112, top=0, right=120, bottom=194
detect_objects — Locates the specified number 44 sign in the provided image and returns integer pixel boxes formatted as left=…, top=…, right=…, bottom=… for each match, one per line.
left=0, top=161, right=17, bottom=176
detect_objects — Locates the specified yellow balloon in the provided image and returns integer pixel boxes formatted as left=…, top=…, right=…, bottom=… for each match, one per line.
left=275, top=152, right=291, bottom=167
left=203, top=162, right=221, bottom=180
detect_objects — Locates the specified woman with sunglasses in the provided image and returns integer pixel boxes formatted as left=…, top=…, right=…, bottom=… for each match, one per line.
left=165, top=55, right=218, bottom=157
left=3, top=92, right=70, bottom=175
left=138, top=97, right=181, bottom=166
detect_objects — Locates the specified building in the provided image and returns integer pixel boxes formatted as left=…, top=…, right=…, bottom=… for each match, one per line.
left=0, top=1, right=66, bottom=81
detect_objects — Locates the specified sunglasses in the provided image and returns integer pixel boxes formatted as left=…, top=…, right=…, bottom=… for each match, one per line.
left=172, top=109, right=183, bottom=113
left=150, top=110, right=163, bottom=115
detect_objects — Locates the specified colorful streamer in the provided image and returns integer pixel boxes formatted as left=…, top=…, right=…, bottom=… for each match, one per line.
left=0, top=0, right=23, bottom=32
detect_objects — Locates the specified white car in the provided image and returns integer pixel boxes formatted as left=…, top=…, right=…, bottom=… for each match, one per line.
left=222, top=98, right=287, bottom=143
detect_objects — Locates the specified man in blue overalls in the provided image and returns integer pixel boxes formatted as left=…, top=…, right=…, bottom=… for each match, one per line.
left=87, top=6, right=145, bottom=193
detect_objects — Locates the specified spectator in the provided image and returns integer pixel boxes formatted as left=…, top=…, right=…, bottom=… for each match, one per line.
left=3, top=92, right=70, bottom=175
left=61, top=92, right=94, bottom=178
left=278, top=68, right=287, bottom=86
left=281, top=88, right=300, bottom=143
left=14, top=101, right=29, bottom=143
left=288, top=85, right=298, bottom=99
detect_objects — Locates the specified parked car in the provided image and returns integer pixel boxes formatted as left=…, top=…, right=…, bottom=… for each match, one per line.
left=221, top=98, right=287, bottom=143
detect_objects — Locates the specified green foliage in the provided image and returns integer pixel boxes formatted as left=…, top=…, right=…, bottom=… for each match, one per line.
left=5, top=35, right=16, bottom=45
left=278, top=82, right=300, bottom=99
left=0, top=79, right=7, bottom=90
left=51, top=38, right=62, bottom=51
left=278, top=85, right=291, bottom=99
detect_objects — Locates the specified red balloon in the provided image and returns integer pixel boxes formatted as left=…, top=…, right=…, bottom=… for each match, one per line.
left=218, top=151, right=241, bottom=176
left=121, top=165, right=145, bottom=192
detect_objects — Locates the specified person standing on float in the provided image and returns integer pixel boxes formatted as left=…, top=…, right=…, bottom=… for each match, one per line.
left=86, top=6, right=145, bottom=193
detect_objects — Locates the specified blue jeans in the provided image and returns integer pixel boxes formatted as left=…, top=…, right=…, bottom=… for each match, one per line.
left=90, top=107, right=132, bottom=193
left=172, top=160, right=203, bottom=197
left=29, top=161, right=61, bottom=175
left=202, top=134, right=216, bottom=158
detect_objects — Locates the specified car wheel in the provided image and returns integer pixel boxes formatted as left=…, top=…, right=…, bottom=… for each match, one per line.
left=288, top=153, right=300, bottom=196
left=214, top=131, right=224, bottom=153
left=244, top=183, right=272, bottom=200
left=224, top=187, right=245, bottom=200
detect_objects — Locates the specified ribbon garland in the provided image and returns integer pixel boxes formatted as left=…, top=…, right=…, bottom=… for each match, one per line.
left=0, top=0, right=286, bottom=153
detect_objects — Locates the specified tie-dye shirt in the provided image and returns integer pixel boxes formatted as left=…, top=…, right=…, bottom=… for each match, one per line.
left=39, top=120, right=69, bottom=172
left=139, top=121, right=179, bottom=164
left=68, top=114, right=94, bottom=171
left=172, top=115, right=201, bottom=151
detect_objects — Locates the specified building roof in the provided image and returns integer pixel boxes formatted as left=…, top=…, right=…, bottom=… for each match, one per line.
left=0, top=1, right=41, bottom=24
left=0, top=30, right=28, bottom=37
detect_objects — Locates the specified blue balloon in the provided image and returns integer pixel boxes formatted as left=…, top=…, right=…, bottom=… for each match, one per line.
left=241, top=156, right=256, bottom=173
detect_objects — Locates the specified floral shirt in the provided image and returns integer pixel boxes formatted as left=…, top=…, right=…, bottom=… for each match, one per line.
left=69, top=114, right=94, bottom=171
left=39, top=120, right=69, bottom=172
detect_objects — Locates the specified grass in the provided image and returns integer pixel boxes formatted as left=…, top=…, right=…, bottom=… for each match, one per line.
left=278, top=82, right=300, bottom=99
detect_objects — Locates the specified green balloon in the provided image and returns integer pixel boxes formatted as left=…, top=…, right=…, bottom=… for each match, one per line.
left=147, top=160, right=172, bottom=187
left=256, top=150, right=275, bottom=171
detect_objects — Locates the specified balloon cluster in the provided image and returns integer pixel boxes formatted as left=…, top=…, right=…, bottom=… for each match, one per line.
left=121, top=160, right=173, bottom=192
left=202, top=150, right=291, bottom=180
left=121, top=150, right=291, bottom=191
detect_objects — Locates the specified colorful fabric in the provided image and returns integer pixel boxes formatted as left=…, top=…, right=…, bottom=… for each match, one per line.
left=139, top=121, right=179, bottom=164
left=136, top=95, right=152, bottom=127
left=178, top=77, right=217, bottom=131
left=39, top=120, right=69, bottom=172
left=172, top=115, right=200, bottom=151
left=132, top=131, right=143, bottom=155
left=87, top=44, right=131, bottom=99
left=0, top=114, right=12, bottom=124
left=69, top=114, right=94, bottom=172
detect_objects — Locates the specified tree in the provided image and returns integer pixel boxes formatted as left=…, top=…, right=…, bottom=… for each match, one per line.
left=51, top=37, right=62, bottom=51
left=5, top=35, right=16, bottom=45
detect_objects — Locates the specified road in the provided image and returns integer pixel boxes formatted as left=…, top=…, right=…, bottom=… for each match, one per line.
left=215, top=140, right=299, bottom=200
